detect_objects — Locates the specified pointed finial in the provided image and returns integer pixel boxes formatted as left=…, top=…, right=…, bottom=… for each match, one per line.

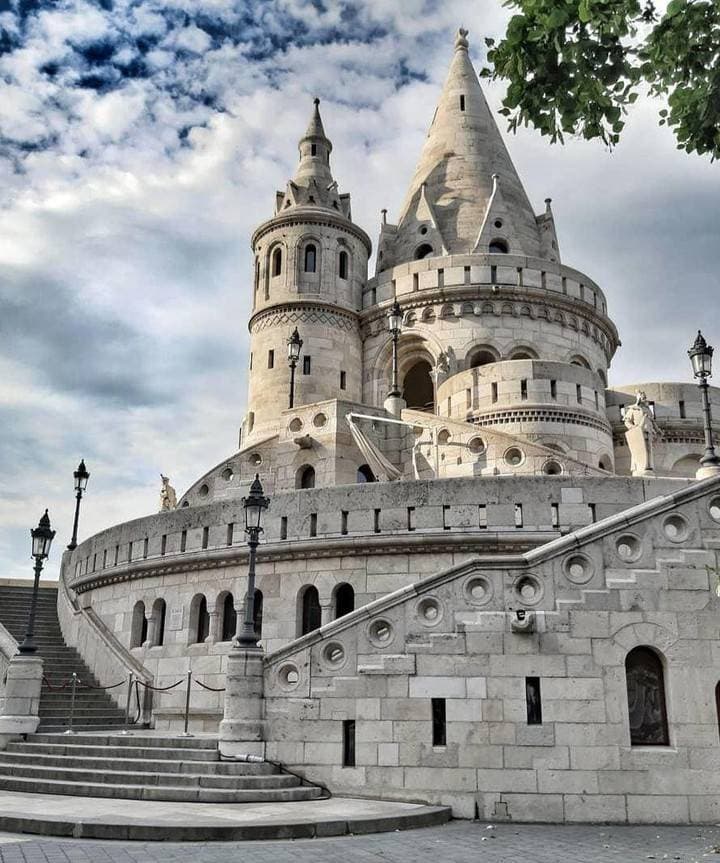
left=455, top=27, right=469, bottom=52
left=313, top=97, right=320, bottom=107
left=381, top=208, right=387, bottom=224
left=545, top=197, right=553, bottom=214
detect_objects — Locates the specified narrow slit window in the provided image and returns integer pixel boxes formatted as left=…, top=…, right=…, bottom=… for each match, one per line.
left=128, top=541, right=133, bottom=562
left=180, top=530, right=187, bottom=553
left=541, top=271, right=547, bottom=289
left=304, top=244, right=317, bottom=273
left=576, top=384, right=582, bottom=403
left=143, top=537, right=148, bottom=559
left=443, top=505, right=451, bottom=530
left=526, top=677, right=542, bottom=724
left=432, top=698, right=447, bottom=746
left=280, top=516, right=288, bottom=540
left=588, top=503, right=597, bottom=522
left=310, top=513, right=317, bottom=537
left=374, top=509, right=381, bottom=533
left=114, top=545, right=119, bottom=566
left=202, top=527, right=209, bottom=550
left=551, top=503, right=559, bottom=528
left=594, top=390, right=599, bottom=410
left=342, top=719, right=356, bottom=767
left=338, top=251, right=348, bottom=280
left=413, top=273, right=419, bottom=292
left=303, top=355, right=311, bottom=375
left=514, top=503, right=524, bottom=528
left=490, top=264, right=497, bottom=284
left=625, top=647, right=669, bottom=745
left=459, top=94, right=465, bottom=111
left=102, top=549, right=107, bottom=568
left=341, top=511, right=348, bottom=536
left=407, top=506, right=415, bottom=531
left=268, top=349, right=275, bottom=369
left=521, top=379, right=528, bottom=400
left=550, top=379, right=557, bottom=400
left=272, top=247, right=282, bottom=277
left=466, top=388, right=471, bottom=409
left=679, top=400, right=686, bottom=418
left=561, top=276, right=567, bottom=294
left=226, top=523, right=234, bottom=546
left=491, top=382, right=498, bottom=404
left=478, top=504, right=487, bottom=529
left=340, top=370, right=347, bottom=390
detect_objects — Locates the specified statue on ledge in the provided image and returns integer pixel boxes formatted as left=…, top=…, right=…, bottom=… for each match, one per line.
left=623, top=391, right=662, bottom=475
left=159, top=475, right=177, bottom=511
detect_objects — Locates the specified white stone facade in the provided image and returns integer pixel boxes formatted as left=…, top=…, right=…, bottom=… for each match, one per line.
left=56, top=30, right=720, bottom=823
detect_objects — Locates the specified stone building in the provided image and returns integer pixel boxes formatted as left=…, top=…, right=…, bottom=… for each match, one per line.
left=58, top=30, right=720, bottom=823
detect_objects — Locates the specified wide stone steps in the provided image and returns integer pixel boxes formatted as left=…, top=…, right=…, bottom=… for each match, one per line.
left=0, top=735, right=323, bottom=803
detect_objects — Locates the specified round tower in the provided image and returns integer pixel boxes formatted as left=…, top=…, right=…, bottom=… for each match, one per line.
left=243, top=99, right=372, bottom=443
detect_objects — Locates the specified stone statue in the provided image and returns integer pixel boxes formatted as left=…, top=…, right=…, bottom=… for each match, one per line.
left=623, top=391, right=662, bottom=475
left=159, top=475, right=177, bottom=511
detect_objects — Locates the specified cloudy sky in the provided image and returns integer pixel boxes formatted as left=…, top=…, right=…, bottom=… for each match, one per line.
left=0, top=0, right=718, bottom=581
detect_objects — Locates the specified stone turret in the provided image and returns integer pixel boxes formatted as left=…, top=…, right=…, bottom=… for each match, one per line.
left=376, top=28, right=552, bottom=273
left=243, top=99, right=371, bottom=443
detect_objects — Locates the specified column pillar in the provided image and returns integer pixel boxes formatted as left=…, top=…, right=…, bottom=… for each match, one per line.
left=218, top=646, right=265, bottom=758
left=0, top=654, right=43, bottom=748
left=320, top=601, right=334, bottom=627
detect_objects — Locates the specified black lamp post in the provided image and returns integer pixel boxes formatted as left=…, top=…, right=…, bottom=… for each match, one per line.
left=387, top=301, right=403, bottom=398
left=688, top=331, right=720, bottom=472
left=67, top=459, right=90, bottom=551
left=287, top=328, right=303, bottom=409
left=19, top=510, right=56, bottom=654
left=237, top=475, right=269, bottom=647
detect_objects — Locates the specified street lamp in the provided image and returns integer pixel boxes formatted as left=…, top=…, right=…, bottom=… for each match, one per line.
left=67, top=459, right=90, bottom=550
left=286, top=328, right=303, bottom=409
left=237, top=474, right=269, bottom=647
left=688, top=330, right=720, bottom=473
left=19, top=510, right=56, bottom=654
left=387, top=300, right=403, bottom=398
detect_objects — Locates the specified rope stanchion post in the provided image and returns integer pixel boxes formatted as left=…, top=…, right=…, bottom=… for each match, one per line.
left=181, top=670, right=193, bottom=737
left=120, top=672, right=134, bottom=735
left=64, top=672, right=78, bottom=735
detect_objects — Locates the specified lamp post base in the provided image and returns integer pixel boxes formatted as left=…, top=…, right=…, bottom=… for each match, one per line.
left=0, top=654, right=43, bottom=749
left=218, top=645, right=265, bottom=759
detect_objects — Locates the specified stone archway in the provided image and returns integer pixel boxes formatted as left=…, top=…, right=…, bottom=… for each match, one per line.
left=404, top=359, right=434, bottom=411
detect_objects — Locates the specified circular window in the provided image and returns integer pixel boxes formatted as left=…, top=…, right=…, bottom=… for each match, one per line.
left=663, top=514, right=689, bottom=542
left=514, top=575, right=543, bottom=605
left=464, top=576, right=493, bottom=607
left=505, top=447, right=524, bottom=467
left=709, top=498, right=720, bottom=522
left=198, top=484, right=209, bottom=497
left=322, top=642, right=346, bottom=669
left=248, top=453, right=262, bottom=466
left=438, top=429, right=451, bottom=445
left=277, top=663, right=300, bottom=691
left=181, top=500, right=190, bottom=508
left=543, top=460, right=563, bottom=476
left=313, top=413, right=327, bottom=428
left=221, top=467, right=234, bottom=481
left=493, top=219, right=503, bottom=229
left=616, top=534, right=641, bottom=562
left=289, top=417, right=303, bottom=433
left=564, top=554, right=594, bottom=585
left=468, top=436, right=485, bottom=455
left=367, top=618, right=394, bottom=648
left=419, top=225, right=428, bottom=235
left=416, top=597, right=443, bottom=626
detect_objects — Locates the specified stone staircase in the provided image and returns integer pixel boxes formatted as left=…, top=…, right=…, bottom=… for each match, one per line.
left=0, top=586, right=126, bottom=732
left=0, top=734, right=324, bottom=803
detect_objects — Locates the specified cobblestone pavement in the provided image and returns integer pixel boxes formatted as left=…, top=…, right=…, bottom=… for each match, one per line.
left=1, top=823, right=720, bottom=863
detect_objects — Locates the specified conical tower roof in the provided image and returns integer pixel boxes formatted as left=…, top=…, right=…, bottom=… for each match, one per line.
left=293, top=97, right=334, bottom=186
left=392, top=29, right=542, bottom=260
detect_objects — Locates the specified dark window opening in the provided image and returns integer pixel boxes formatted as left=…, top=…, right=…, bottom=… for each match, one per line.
left=253, top=589, right=263, bottom=639
left=339, top=250, right=348, bottom=280
left=300, top=586, right=321, bottom=636
left=311, top=143, right=317, bottom=156
left=576, top=384, right=582, bottom=403
left=310, top=513, right=317, bottom=537
left=340, top=370, right=347, bottom=390
left=342, top=719, right=356, bottom=767
left=272, top=247, right=282, bottom=277
left=298, top=465, right=316, bottom=489
left=334, top=583, right=354, bottom=619
left=414, top=243, right=433, bottom=260
left=304, top=244, right=317, bottom=273
left=280, top=516, right=288, bottom=539
left=551, top=503, right=559, bottom=528
left=550, top=379, right=557, bottom=399
left=357, top=464, right=375, bottom=483
left=268, top=349, right=275, bottom=369
left=491, top=382, right=498, bottom=403
left=374, top=509, right=381, bottom=533
left=626, top=646, right=669, bottom=745
left=202, top=526, right=209, bottom=550
left=403, top=359, right=434, bottom=411
left=521, top=379, right=528, bottom=400
left=479, top=504, right=487, bottom=529
left=143, top=538, right=148, bottom=559
left=153, top=599, right=166, bottom=647
left=432, top=698, right=447, bottom=746
left=303, top=355, right=311, bottom=375
left=514, top=503, right=524, bottom=528
left=226, top=523, right=234, bottom=546
left=341, top=510, right=348, bottom=535
left=442, top=504, right=451, bottom=530
left=195, top=596, right=209, bottom=643
left=459, top=94, right=465, bottom=111
left=526, top=677, right=542, bottom=724
left=221, top=594, right=236, bottom=642
left=489, top=239, right=509, bottom=254
left=407, top=506, right=416, bottom=531
left=180, top=530, right=187, bottom=553
left=679, top=400, right=686, bottom=419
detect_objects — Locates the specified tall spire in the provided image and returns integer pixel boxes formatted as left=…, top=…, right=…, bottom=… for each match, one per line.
left=274, top=98, right=351, bottom=218
left=380, top=29, right=545, bottom=268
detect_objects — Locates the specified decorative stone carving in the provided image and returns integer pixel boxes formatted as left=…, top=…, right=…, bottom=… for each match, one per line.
left=623, top=391, right=663, bottom=476
left=159, top=475, right=177, bottom=511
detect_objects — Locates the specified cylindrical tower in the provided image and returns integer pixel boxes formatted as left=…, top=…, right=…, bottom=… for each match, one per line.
left=243, top=99, right=372, bottom=443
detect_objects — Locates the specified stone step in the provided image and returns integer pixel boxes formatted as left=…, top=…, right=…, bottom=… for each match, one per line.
left=37, top=723, right=128, bottom=733
left=29, top=733, right=220, bottom=749
left=39, top=707, right=128, bottom=716
left=0, top=751, right=275, bottom=776
left=9, top=742, right=219, bottom=761
left=0, top=762, right=300, bottom=790
left=0, top=774, right=324, bottom=803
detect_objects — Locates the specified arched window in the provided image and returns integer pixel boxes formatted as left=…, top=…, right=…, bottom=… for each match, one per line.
left=297, top=465, right=316, bottom=489
left=334, top=583, right=354, bottom=619
left=468, top=348, right=498, bottom=368
left=570, top=355, right=591, bottom=369
left=272, top=247, right=282, bottom=277
left=403, top=360, right=434, bottom=411
left=253, top=589, right=263, bottom=640
left=151, top=598, right=166, bottom=647
left=357, top=464, right=375, bottom=483
left=298, top=586, right=321, bottom=636
left=338, top=250, right=348, bottom=280
left=304, top=244, right=317, bottom=273
left=130, top=601, right=146, bottom=648
left=191, top=594, right=210, bottom=644
left=414, top=243, right=433, bottom=260
left=489, top=239, right=509, bottom=253
left=221, top=593, right=236, bottom=642
left=625, top=646, right=669, bottom=746
left=715, top=682, right=720, bottom=742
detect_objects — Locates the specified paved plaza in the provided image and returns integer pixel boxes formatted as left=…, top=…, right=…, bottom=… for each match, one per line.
left=1, top=822, right=720, bottom=863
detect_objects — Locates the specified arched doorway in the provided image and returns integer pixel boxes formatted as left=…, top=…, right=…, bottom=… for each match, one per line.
left=403, top=360, right=434, bottom=411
